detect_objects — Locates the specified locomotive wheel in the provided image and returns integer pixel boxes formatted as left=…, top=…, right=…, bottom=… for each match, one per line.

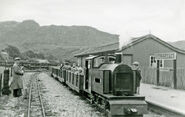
left=90, top=95, right=95, bottom=104
left=93, top=94, right=110, bottom=110
left=91, top=96, right=96, bottom=104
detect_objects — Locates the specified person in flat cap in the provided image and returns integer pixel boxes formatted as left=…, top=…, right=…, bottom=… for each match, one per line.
left=10, top=57, right=24, bottom=98
left=132, top=61, right=142, bottom=94
left=132, top=61, right=140, bottom=71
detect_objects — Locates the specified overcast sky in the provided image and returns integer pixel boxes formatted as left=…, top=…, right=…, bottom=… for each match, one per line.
left=1, top=0, right=185, bottom=44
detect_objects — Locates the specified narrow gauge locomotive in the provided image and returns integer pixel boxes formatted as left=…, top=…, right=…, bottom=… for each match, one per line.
left=50, top=55, right=147, bottom=117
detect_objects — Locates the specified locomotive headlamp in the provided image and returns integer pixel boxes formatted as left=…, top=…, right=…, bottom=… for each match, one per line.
left=124, top=108, right=132, bottom=115
left=130, top=108, right=138, bottom=114
left=124, top=108, right=138, bottom=115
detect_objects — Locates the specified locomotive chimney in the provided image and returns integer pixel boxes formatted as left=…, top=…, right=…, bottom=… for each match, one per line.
left=115, top=53, right=122, bottom=63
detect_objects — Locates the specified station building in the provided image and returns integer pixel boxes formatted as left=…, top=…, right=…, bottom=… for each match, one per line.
left=75, top=34, right=185, bottom=89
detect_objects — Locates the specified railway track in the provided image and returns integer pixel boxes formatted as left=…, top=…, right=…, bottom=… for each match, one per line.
left=27, top=73, right=46, bottom=117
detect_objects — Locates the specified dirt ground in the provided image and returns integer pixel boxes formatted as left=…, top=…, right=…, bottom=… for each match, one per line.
left=0, top=72, right=105, bottom=117
left=0, top=72, right=33, bottom=117
left=0, top=71, right=164, bottom=117
left=38, top=72, right=105, bottom=117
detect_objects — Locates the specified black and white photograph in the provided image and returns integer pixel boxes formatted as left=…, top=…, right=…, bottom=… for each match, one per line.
left=0, top=0, right=185, bottom=117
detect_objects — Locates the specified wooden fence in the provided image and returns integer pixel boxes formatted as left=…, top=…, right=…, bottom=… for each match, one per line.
left=141, top=67, right=185, bottom=90
left=141, top=67, right=157, bottom=85
left=177, top=69, right=185, bottom=89
left=0, top=67, right=12, bottom=96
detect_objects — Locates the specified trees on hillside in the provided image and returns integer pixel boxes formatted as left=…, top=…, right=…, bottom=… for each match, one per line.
left=4, top=45, right=21, bottom=59
left=1, top=45, right=57, bottom=63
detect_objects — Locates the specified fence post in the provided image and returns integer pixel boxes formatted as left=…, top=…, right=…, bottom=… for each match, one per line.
left=2, top=69, right=11, bottom=95
left=156, top=60, right=160, bottom=86
left=173, top=60, right=177, bottom=89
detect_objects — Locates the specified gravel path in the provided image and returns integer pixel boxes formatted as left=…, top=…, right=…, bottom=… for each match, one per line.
left=0, top=71, right=166, bottom=117
left=38, top=72, right=105, bottom=117
left=0, top=72, right=34, bottom=117
left=38, top=72, right=164, bottom=117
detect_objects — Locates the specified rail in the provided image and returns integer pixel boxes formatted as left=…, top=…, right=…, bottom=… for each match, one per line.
left=36, top=76, right=46, bottom=117
left=27, top=73, right=46, bottom=117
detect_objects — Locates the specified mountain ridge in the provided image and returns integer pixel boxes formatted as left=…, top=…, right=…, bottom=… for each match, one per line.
left=0, top=20, right=119, bottom=62
left=1, top=20, right=185, bottom=62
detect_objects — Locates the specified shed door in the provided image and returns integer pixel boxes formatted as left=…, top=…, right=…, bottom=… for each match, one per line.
left=122, top=54, right=133, bottom=66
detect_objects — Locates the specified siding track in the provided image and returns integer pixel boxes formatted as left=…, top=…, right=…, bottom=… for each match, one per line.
left=27, top=73, right=46, bottom=117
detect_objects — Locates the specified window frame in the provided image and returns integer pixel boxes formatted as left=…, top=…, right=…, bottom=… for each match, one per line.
left=92, top=55, right=116, bottom=68
left=94, top=77, right=101, bottom=83
left=149, top=55, right=164, bottom=68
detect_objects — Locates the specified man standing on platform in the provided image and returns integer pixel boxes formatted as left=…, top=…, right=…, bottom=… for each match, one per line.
left=10, top=57, right=24, bottom=98
left=132, top=61, right=142, bottom=94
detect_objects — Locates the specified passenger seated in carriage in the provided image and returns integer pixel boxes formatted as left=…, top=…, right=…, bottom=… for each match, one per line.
left=71, top=63, right=78, bottom=72
left=63, top=62, right=71, bottom=70
left=77, top=65, right=84, bottom=75
left=60, top=63, right=64, bottom=70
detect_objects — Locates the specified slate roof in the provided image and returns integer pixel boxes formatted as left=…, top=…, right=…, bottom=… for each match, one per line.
left=74, top=42, right=119, bottom=57
left=120, top=34, right=185, bottom=54
left=75, top=34, right=185, bottom=57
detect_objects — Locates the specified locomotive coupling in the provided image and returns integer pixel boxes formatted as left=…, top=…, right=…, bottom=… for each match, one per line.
left=124, top=108, right=138, bottom=115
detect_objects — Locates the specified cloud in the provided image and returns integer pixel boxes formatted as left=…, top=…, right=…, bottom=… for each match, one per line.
left=0, top=0, right=185, bottom=42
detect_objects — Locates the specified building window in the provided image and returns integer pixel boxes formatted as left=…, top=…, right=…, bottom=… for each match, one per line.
left=95, top=77, right=101, bottom=83
left=150, top=56, right=164, bottom=68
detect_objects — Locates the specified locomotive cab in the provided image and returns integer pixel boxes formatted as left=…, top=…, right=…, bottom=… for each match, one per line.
left=88, top=54, right=139, bottom=96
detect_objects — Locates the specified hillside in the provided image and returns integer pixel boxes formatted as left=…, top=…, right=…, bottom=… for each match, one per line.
left=0, top=20, right=119, bottom=62
left=2, top=20, right=185, bottom=62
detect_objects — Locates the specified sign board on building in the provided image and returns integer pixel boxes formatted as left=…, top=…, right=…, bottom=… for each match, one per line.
left=154, top=52, right=176, bottom=60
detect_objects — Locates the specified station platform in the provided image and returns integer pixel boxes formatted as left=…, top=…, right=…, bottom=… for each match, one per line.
left=140, top=83, right=185, bottom=116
